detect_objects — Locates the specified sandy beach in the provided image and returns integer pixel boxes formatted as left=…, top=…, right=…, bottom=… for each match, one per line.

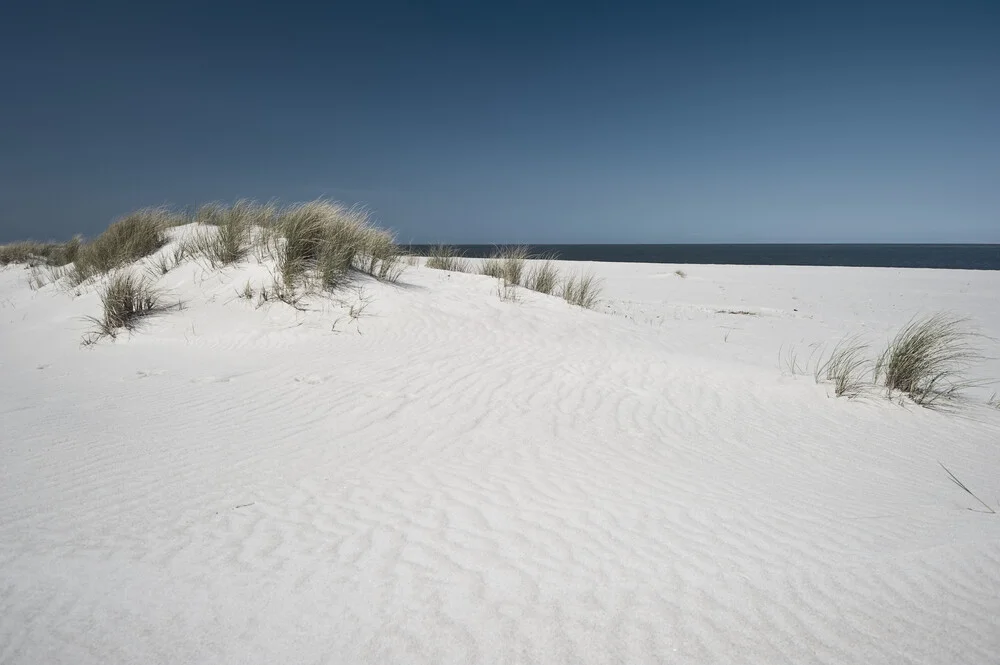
left=2, top=230, right=999, bottom=665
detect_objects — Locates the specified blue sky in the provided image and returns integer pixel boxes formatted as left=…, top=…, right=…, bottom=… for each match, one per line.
left=1, top=0, right=998, bottom=243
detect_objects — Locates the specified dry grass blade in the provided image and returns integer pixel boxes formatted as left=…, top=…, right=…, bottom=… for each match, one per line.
left=939, top=462, right=996, bottom=513
left=874, top=313, right=981, bottom=406
left=237, top=280, right=255, bottom=300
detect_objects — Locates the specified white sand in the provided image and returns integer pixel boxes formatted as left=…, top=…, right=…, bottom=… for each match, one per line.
left=2, top=231, right=999, bottom=664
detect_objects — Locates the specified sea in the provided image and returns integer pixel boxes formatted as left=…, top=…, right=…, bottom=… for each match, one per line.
left=403, top=244, right=1000, bottom=271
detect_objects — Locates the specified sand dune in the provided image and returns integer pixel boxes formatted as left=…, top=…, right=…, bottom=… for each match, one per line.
left=2, top=235, right=999, bottom=664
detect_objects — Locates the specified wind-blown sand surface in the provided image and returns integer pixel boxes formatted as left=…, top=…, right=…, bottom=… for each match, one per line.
left=2, top=232, right=999, bottom=664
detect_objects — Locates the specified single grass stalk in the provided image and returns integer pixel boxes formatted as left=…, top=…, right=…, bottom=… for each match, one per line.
left=939, top=462, right=996, bottom=514
left=237, top=280, right=255, bottom=300
left=780, top=345, right=803, bottom=376
left=874, top=313, right=981, bottom=406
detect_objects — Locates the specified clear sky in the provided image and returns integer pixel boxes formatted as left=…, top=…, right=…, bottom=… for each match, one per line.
left=1, top=0, right=998, bottom=243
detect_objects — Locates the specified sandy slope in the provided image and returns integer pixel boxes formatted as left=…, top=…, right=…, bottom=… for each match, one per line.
left=2, top=235, right=999, bottom=665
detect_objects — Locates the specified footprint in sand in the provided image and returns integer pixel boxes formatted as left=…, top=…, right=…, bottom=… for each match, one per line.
left=191, top=375, right=236, bottom=384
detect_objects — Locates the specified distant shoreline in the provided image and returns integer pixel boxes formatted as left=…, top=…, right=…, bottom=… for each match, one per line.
left=402, top=244, right=1000, bottom=271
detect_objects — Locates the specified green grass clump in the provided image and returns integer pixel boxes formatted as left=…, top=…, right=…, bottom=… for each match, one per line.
left=480, top=246, right=529, bottom=285
left=191, top=200, right=275, bottom=267
left=71, top=208, right=177, bottom=284
left=273, top=200, right=402, bottom=290
left=0, top=237, right=82, bottom=267
left=874, top=313, right=981, bottom=406
left=525, top=259, right=560, bottom=295
left=359, top=229, right=403, bottom=282
left=561, top=271, right=602, bottom=309
left=0, top=241, right=53, bottom=266
left=425, top=245, right=470, bottom=272
left=84, top=272, right=167, bottom=342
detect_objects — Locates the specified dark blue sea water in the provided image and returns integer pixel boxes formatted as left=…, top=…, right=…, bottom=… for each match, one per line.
left=404, top=244, right=1000, bottom=271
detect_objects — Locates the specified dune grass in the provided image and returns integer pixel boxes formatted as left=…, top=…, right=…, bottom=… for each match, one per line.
left=84, top=272, right=169, bottom=342
left=561, top=271, right=602, bottom=309
left=481, top=246, right=529, bottom=285
left=425, top=245, right=471, bottom=272
left=814, top=336, right=871, bottom=398
left=70, top=208, right=178, bottom=284
left=525, top=258, right=560, bottom=295
left=874, top=314, right=982, bottom=406
left=0, top=242, right=46, bottom=266
left=939, top=462, right=997, bottom=513
left=190, top=200, right=275, bottom=267
left=0, top=237, right=82, bottom=268
left=273, top=200, right=402, bottom=290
